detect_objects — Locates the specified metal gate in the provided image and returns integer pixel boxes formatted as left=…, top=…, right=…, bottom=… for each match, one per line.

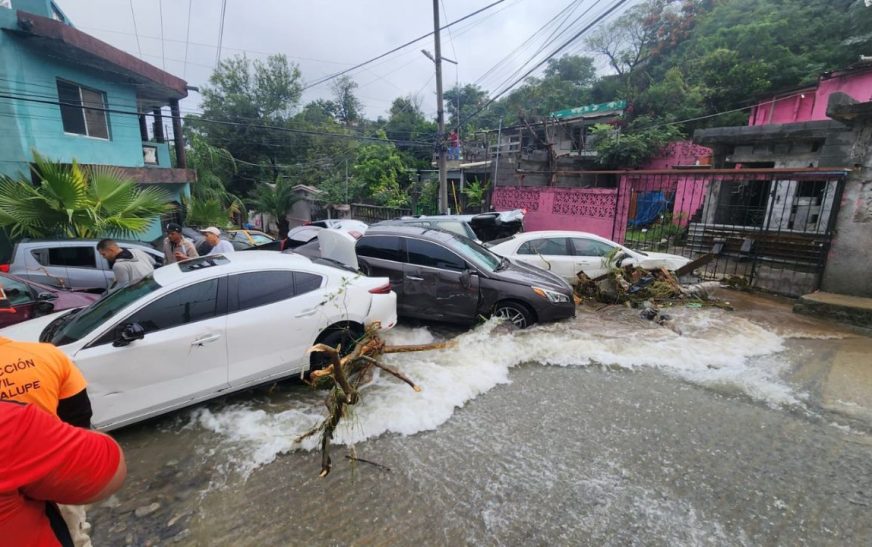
left=615, top=169, right=847, bottom=297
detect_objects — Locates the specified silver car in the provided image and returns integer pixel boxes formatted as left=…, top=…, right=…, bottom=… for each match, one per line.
left=2, top=239, right=164, bottom=291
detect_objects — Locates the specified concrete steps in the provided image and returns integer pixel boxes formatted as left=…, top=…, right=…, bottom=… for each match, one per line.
left=794, top=291, right=872, bottom=329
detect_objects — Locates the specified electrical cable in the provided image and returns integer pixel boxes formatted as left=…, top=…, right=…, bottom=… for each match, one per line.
left=183, top=0, right=193, bottom=78
left=301, top=0, right=506, bottom=90
left=128, top=0, right=142, bottom=58
left=215, top=0, right=228, bottom=65
left=158, top=0, right=166, bottom=69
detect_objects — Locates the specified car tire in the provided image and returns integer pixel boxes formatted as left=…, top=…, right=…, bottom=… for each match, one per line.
left=309, top=327, right=362, bottom=373
left=492, top=300, right=534, bottom=329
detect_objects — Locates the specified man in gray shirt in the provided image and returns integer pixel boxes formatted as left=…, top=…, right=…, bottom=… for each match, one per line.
left=162, top=223, right=199, bottom=263
left=97, top=239, right=155, bottom=290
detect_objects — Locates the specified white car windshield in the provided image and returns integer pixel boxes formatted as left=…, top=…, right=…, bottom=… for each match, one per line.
left=46, top=277, right=161, bottom=346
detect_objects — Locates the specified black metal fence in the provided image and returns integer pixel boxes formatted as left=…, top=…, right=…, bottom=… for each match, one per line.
left=351, top=203, right=412, bottom=224
left=615, top=169, right=847, bottom=297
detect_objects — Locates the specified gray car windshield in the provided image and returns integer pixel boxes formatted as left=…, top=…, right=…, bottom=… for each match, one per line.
left=48, top=277, right=161, bottom=346
left=446, top=236, right=501, bottom=272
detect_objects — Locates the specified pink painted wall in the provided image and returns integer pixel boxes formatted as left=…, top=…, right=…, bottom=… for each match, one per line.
left=491, top=186, right=620, bottom=241
left=749, top=67, right=872, bottom=126
left=643, top=141, right=712, bottom=169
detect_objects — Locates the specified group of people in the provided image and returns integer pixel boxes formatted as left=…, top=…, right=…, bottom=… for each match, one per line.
left=97, top=223, right=234, bottom=291
left=0, top=222, right=240, bottom=545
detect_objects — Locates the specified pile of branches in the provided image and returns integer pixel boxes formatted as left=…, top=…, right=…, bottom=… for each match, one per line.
left=297, top=323, right=451, bottom=477
left=575, top=265, right=733, bottom=311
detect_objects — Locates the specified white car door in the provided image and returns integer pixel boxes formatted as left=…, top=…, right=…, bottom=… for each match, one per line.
left=569, top=237, right=618, bottom=279
left=225, top=269, right=328, bottom=386
left=515, top=237, right=576, bottom=281
left=72, top=277, right=229, bottom=428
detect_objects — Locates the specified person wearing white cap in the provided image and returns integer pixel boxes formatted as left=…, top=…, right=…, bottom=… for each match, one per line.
left=200, top=227, right=235, bottom=255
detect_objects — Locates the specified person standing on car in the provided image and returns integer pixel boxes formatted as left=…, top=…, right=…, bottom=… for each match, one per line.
left=200, top=227, right=235, bottom=255
left=96, top=239, right=155, bottom=290
left=0, top=400, right=126, bottom=547
left=162, top=223, right=198, bottom=264
left=0, top=336, right=95, bottom=546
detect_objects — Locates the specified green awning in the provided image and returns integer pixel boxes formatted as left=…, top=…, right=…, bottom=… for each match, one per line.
left=549, top=100, right=626, bottom=120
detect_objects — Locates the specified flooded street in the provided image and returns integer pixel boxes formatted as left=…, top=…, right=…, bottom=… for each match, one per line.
left=90, top=290, right=872, bottom=546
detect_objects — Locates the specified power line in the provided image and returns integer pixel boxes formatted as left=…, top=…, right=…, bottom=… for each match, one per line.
left=128, top=0, right=142, bottom=58
left=215, top=0, right=228, bottom=65
left=302, top=0, right=507, bottom=90
left=0, top=92, right=436, bottom=148
left=462, top=0, right=629, bottom=127
left=158, top=0, right=166, bottom=70
left=183, top=0, right=193, bottom=78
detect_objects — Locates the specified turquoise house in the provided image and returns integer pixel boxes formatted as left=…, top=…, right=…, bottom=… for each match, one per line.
left=0, top=0, right=194, bottom=248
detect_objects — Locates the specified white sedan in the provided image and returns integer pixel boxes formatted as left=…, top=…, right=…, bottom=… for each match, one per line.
left=0, top=251, right=397, bottom=430
left=487, top=230, right=691, bottom=284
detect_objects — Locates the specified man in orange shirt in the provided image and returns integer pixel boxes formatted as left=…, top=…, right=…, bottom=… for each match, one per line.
left=0, top=336, right=94, bottom=545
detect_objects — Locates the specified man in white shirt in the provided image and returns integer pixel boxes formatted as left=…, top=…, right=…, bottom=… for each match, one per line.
left=200, top=227, right=235, bottom=255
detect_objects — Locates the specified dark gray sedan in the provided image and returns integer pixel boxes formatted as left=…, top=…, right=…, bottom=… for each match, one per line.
left=351, top=226, right=574, bottom=328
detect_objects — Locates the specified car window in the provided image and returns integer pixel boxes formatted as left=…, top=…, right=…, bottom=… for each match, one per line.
left=47, top=246, right=97, bottom=268
left=406, top=239, right=466, bottom=271
left=433, top=221, right=471, bottom=238
left=357, top=235, right=404, bottom=262
left=127, top=279, right=219, bottom=334
left=570, top=238, right=615, bottom=257
left=294, top=271, right=323, bottom=295
left=445, top=236, right=501, bottom=272
left=0, top=276, right=34, bottom=305
left=235, top=271, right=294, bottom=311
left=517, top=238, right=570, bottom=256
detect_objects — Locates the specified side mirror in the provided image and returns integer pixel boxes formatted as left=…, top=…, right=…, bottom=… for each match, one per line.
left=113, top=322, right=145, bottom=347
left=37, top=292, right=58, bottom=301
left=35, top=301, right=55, bottom=315
left=460, top=269, right=471, bottom=288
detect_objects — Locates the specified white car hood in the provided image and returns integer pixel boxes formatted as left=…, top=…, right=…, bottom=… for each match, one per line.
left=634, top=251, right=690, bottom=269
left=0, top=309, right=72, bottom=343
left=318, top=229, right=359, bottom=270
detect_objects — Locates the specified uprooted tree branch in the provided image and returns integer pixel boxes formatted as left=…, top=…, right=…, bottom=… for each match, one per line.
left=298, top=323, right=453, bottom=477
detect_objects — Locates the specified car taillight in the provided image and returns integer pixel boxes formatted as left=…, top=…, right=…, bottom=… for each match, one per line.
left=369, top=282, right=391, bottom=294
left=0, top=264, right=8, bottom=273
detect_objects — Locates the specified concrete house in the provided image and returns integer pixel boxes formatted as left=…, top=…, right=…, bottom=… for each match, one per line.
left=0, top=0, right=194, bottom=244
left=695, top=62, right=872, bottom=299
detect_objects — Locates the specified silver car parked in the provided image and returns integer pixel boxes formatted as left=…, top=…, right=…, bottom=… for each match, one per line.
left=2, top=239, right=164, bottom=291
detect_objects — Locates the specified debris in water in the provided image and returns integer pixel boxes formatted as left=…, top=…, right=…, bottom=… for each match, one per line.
left=300, top=323, right=453, bottom=477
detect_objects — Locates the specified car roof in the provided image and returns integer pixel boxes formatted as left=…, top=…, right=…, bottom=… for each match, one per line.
left=151, top=250, right=317, bottom=286
left=507, top=230, right=614, bottom=244
left=17, top=238, right=153, bottom=246
left=364, top=225, right=457, bottom=242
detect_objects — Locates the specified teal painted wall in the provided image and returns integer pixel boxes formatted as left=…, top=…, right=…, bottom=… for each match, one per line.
left=0, top=24, right=146, bottom=177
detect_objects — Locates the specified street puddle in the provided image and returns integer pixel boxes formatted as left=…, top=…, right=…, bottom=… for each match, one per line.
left=191, top=306, right=808, bottom=477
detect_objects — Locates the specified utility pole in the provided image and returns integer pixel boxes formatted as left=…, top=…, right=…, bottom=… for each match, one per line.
left=432, top=0, right=448, bottom=214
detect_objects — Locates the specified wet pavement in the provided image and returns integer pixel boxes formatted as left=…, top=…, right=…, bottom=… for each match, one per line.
left=89, top=289, right=872, bottom=546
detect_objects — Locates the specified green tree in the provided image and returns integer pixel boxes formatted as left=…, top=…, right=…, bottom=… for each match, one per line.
left=188, top=54, right=303, bottom=195
left=353, top=132, right=409, bottom=207
left=247, top=178, right=303, bottom=238
left=331, top=75, right=364, bottom=128
left=0, top=153, right=172, bottom=238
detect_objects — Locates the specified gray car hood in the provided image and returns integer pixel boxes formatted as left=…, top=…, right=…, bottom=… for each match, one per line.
left=489, top=259, right=572, bottom=293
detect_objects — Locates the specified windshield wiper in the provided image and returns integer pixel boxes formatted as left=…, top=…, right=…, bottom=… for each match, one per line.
left=39, top=308, right=81, bottom=343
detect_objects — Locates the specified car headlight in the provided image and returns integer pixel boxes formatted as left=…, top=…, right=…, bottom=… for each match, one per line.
left=532, top=286, right=570, bottom=304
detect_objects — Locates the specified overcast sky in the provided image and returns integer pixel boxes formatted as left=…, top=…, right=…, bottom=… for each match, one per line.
left=61, top=0, right=627, bottom=119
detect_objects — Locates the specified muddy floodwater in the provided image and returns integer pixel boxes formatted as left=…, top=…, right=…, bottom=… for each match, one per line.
left=90, top=290, right=872, bottom=546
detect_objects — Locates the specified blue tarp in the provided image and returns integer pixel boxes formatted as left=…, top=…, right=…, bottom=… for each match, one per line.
left=630, top=191, right=671, bottom=227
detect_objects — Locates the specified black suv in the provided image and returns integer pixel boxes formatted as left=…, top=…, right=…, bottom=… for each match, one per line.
left=354, top=226, right=574, bottom=328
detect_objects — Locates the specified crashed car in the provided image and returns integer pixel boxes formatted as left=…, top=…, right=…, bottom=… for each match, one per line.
left=487, top=230, right=691, bottom=285
left=0, top=251, right=397, bottom=430
left=373, top=209, right=524, bottom=243
left=292, top=226, right=574, bottom=328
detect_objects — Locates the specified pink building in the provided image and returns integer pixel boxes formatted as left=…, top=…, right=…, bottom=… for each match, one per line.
left=749, top=65, right=872, bottom=126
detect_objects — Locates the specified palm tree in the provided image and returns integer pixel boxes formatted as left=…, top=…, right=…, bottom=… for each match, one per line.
left=247, top=178, right=302, bottom=238
left=0, top=152, right=173, bottom=239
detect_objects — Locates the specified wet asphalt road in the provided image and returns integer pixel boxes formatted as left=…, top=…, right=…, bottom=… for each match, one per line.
left=88, top=292, right=872, bottom=546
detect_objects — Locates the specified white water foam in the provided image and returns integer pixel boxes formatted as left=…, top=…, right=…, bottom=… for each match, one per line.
left=193, top=307, right=801, bottom=476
